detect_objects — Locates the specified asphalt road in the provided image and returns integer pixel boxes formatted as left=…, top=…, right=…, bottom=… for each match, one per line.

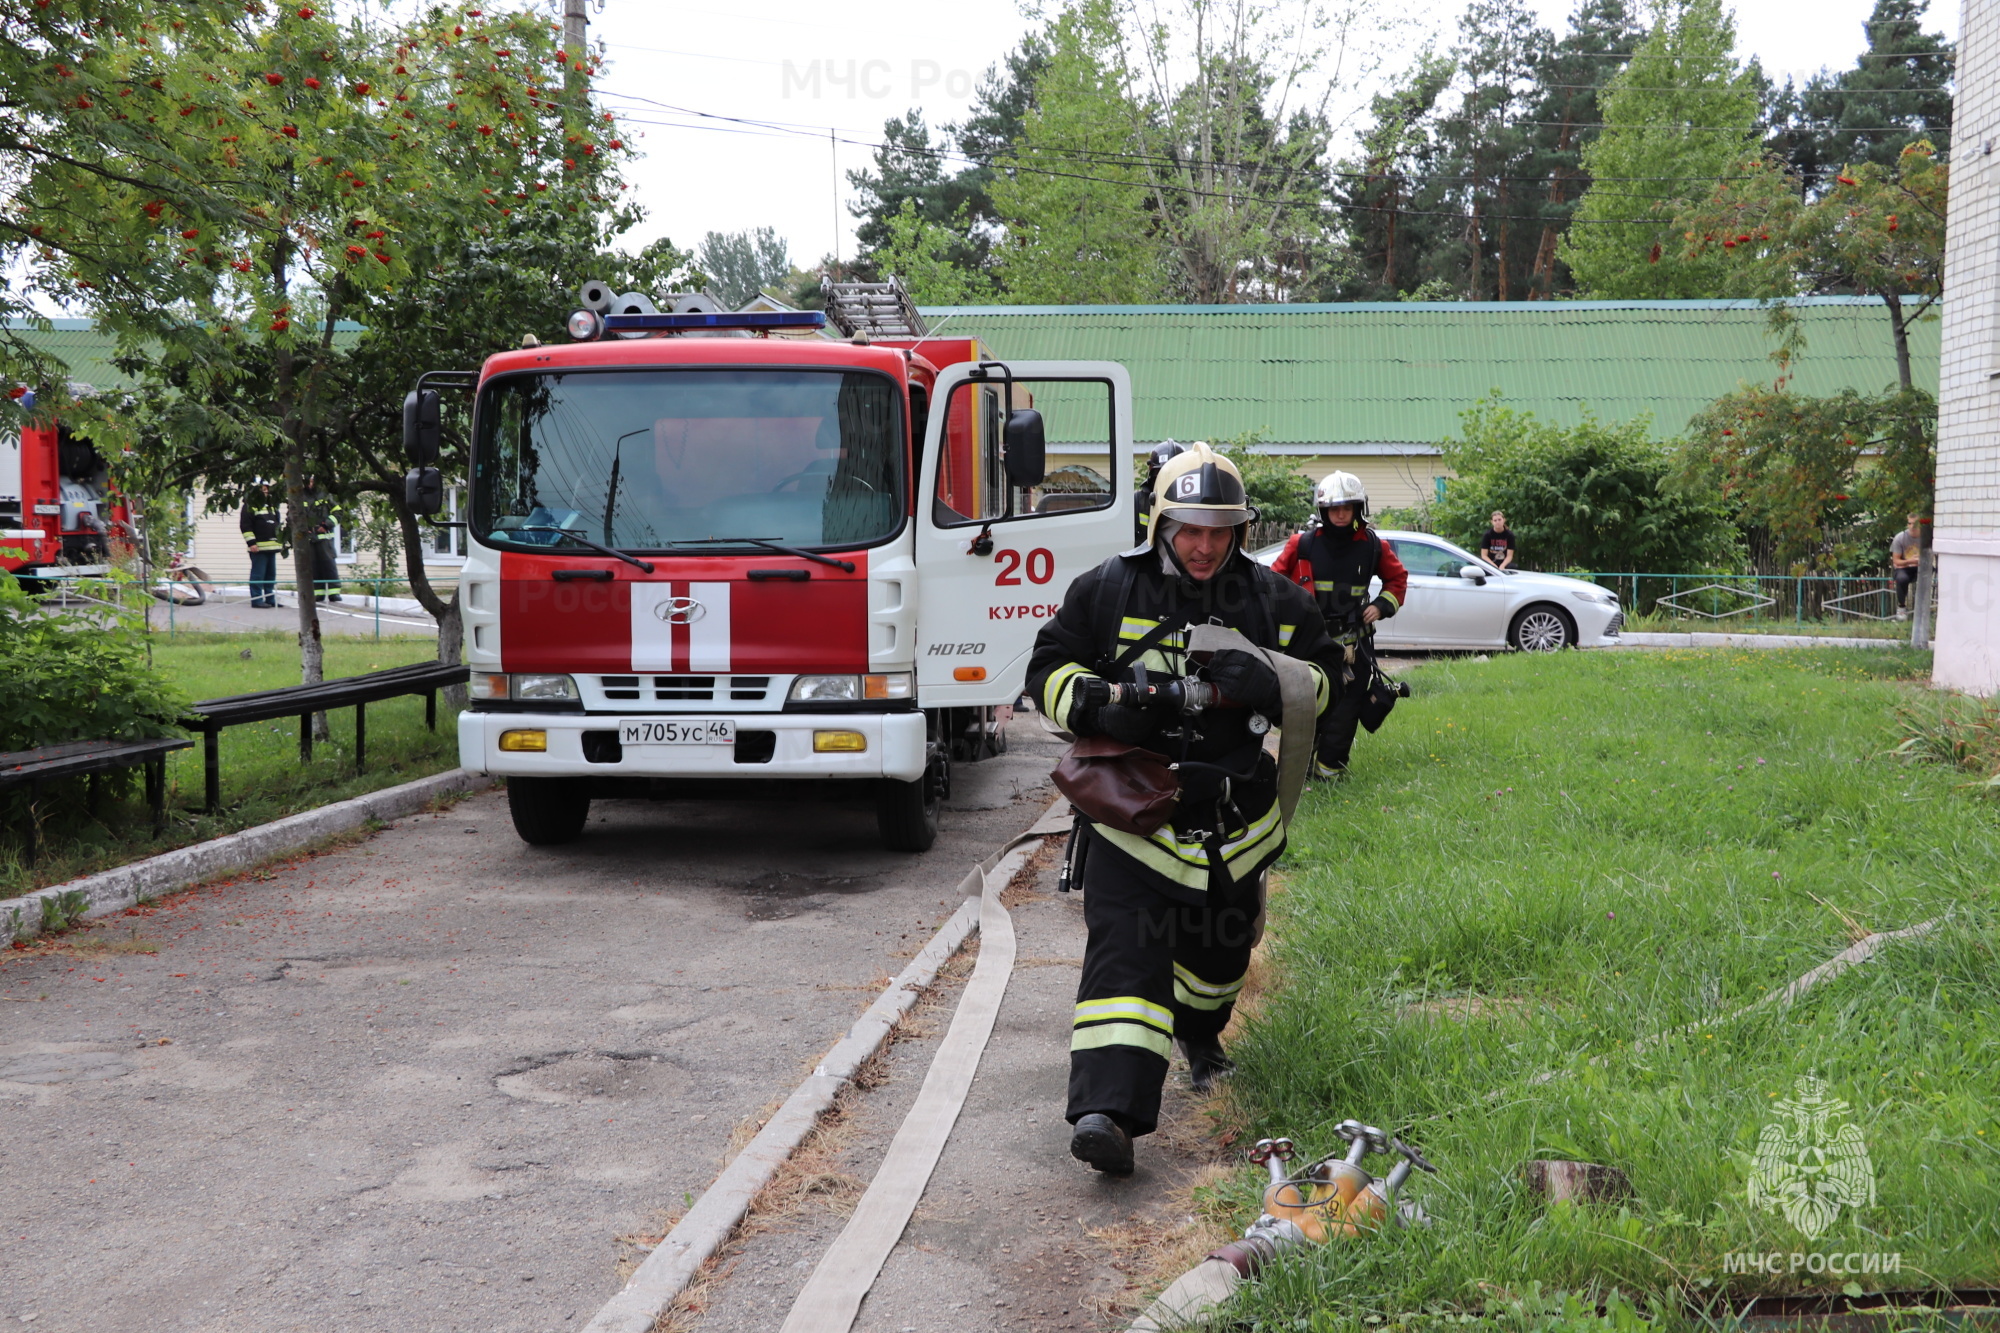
left=147, top=593, right=438, bottom=638
left=0, top=727, right=1062, bottom=1333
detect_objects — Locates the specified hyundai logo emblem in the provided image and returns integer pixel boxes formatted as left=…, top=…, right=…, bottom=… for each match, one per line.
left=654, top=596, right=705, bottom=625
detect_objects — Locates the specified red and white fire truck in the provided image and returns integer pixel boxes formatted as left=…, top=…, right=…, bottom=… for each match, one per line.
left=2, top=406, right=125, bottom=584
left=408, top=282, right=1131, bottom=851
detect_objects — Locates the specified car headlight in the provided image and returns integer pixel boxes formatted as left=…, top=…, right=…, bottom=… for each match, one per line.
left=514, top=673, right=579, bottom=701
left=470, top=672, right=578, bottom=701
left=1570, top=588, right=1619, bottom=608
left=788, top=673, right=914, bottom=703
left=790, top=674, right=861, bottom=702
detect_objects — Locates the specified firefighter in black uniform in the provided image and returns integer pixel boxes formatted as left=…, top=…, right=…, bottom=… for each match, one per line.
left=1027, top=443, right=1341, bottom=1175
left=1131, top=440, right=1185, bottom=545
left=1270, top=471, right=1410, bottom=778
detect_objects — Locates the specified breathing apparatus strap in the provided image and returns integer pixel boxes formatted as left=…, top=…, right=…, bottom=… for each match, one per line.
left=1185, top=622, right=1316, bottom=829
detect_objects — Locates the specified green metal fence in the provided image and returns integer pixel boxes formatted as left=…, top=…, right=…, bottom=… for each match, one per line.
left=1584, top=572, right=1928, bottom=626
left=30, top=574, right=433, bottom=641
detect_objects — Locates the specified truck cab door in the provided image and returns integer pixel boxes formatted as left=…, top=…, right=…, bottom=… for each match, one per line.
left=913, top=361, right=1132, bottom=707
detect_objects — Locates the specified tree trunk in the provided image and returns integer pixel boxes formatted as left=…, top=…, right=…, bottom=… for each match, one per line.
left=271, top=243, right=327, bottom=740
left=1885, top=291, right=1914, bottom=392
left=1911, top=524, right=1933, bottom=651
left=391, top=490, right=466, bottom=709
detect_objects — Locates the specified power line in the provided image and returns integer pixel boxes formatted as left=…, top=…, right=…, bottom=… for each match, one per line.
left=602, top=93, right=1938, bottom=197
left=609, top=109, right=1770, bottom=226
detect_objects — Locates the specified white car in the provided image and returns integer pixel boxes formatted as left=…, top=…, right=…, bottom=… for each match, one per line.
left=1252, top=529, right=1622, bottom=651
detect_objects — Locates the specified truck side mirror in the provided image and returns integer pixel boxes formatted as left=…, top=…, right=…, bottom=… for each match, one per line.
left=406, top=467, right=444, bottom=515
left=1002, top=409, right=1046, bottom=488
left=403, top=388, right=441, bottom=466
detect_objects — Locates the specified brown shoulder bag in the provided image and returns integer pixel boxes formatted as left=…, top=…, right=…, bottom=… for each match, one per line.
left=1052, top=735, right=1178, bottom=837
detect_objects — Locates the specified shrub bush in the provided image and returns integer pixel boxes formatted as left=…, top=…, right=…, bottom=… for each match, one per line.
left=1435, top=394, right=1741, bottom=574
left=0, top=574, right=184, bottom=752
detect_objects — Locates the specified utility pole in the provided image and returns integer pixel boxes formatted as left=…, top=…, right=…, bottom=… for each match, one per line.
left=563, top=0, right=589, bottom=107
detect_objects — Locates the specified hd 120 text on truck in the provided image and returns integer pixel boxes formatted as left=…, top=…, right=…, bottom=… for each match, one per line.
left=404, top=282, right=1131, bottom=851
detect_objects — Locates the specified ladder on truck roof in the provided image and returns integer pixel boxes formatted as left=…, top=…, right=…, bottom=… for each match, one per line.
left=824, top=277, right=928, bottom=340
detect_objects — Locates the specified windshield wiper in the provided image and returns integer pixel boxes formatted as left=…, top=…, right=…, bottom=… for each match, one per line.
left=667, top=536, right=856, bottom=572
left=516, top=526, right=655, bottom=573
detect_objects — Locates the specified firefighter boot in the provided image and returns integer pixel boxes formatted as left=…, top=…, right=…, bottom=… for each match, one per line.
left=1070, top=1113, right=1135, bottom=1176
left=1179, top=1034, right=1236, bottom=1094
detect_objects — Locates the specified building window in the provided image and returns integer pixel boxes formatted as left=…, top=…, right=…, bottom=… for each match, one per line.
left=430, top=486, right=466, bottom=562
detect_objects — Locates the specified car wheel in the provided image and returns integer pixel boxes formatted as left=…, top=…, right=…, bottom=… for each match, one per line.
left=506, top=776, right=591, bottom=845
left=1509, top=604, right=1575, bottom=652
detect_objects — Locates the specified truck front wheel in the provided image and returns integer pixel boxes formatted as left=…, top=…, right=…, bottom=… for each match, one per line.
left=877, top=752, right=945, bottom=852
left=506, top=776, right=591, bottom=846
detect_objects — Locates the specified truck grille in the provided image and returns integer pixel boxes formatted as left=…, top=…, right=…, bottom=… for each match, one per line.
left=598, top=675, right=772, bottom=703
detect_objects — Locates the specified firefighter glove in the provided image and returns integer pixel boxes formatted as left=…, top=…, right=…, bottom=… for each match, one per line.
left=1093, top=703, right=1154, bottom=746
left=1206, top=648, right=1282, bottom=713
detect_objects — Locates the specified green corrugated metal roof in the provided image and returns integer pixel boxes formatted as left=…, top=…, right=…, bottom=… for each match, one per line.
left=918, top=297, right=1938, bottom=446
left=5, top=318, right=365, bottom=394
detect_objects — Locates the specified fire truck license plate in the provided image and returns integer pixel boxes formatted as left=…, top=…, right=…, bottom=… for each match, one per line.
left=619, top=719, right=736, bottom=746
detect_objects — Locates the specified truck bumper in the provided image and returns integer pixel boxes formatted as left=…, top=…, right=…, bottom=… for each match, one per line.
left=458, top=711, right=928, bottom=782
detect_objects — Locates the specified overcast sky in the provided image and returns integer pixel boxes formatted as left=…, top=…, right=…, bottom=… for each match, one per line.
left=587, top=0, right=1961, bottom=271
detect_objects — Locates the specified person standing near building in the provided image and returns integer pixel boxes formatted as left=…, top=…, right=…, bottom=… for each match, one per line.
left=1270, top=472, right=1409, bottom=777
left=239, top=482, right=284, bottom=608
left=1890, top=513, right=1926, bottom=620
left=305, top=476, right=344, bottom=602
left=1028, top=444, right=1341, bottom=1176
left=1479, top=511, right=1517, bottom=569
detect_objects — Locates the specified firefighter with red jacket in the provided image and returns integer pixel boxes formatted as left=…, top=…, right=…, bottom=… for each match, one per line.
left=1271, top=471, right=1409, bottom=777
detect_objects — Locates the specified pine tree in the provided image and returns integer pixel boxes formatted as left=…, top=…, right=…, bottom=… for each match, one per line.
left=1775, top=0, right=1953, bottom=191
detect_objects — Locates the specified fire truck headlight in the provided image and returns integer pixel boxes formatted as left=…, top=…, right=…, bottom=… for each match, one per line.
left=567, top=309, right=603, bottom=341
left=498, top=729, right=548, bottom=752
left=862, top=672, right=913, bottom=700
left=813, top=731, right=867, bottom=753
left=469, top=671, right=509, bottom=701
left=789, top=674, right=861, bottom=702
left=514, top=673, right=580, bottom=701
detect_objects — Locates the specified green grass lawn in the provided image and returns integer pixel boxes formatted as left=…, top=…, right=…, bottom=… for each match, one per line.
left=2, top=632, right=457, bottom=896
left=1619, top=610, right=1914, bottom=640
left=1223, top=646, right=1999, bottom=1330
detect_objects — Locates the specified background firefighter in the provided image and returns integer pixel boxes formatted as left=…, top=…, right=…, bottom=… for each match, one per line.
left=1027, top=443, right=1342, bottom=1176
left=1270, top=472, right=1409, bottom=778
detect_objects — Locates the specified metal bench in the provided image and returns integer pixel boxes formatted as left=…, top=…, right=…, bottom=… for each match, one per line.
left=182, top=661, right=469, bottom=812
left=0, top=737, right=195, bottom=862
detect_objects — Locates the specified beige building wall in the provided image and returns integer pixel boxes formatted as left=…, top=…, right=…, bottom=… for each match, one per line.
left=185, top=488, right=467, bottom=593
left=1933, top=0, right=2000, bottom=693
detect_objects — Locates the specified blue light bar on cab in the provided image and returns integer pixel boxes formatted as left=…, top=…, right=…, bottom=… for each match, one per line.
left=602, top=311, right=828, bottom=333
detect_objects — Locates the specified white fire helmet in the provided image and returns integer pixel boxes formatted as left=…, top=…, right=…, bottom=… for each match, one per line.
left=1314, top=470, right=1368, bottom=520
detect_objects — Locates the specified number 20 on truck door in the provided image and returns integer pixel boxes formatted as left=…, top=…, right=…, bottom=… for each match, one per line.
left=994, top=548, right=1055, bottom=586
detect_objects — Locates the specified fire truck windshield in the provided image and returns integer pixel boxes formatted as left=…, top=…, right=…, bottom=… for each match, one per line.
left=472, top=368, right=903, bottom=553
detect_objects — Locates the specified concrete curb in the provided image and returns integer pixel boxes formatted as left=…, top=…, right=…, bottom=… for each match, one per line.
left=0, top=768, right=488, bottom=948
left=581, top=803, right=1064, bottom=1333
left=1617, top=631, right=1907, bottom=650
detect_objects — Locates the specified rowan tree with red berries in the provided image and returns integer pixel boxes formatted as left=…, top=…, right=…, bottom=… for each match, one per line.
left=1671, top=142, right=1945, bottom=392
left=1672, top=144, right=1939, bottom=623
left=14, top=2, right=638, bottom=694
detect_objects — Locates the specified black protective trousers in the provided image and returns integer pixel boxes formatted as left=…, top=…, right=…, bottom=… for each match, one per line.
left=1067, top=829, right=1260, bottom=1137
left=1316, top=641, right=1375, bottom=773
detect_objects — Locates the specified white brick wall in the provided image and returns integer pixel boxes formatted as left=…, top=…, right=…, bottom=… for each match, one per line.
left=1933, top=0, right=2000, bottom=692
